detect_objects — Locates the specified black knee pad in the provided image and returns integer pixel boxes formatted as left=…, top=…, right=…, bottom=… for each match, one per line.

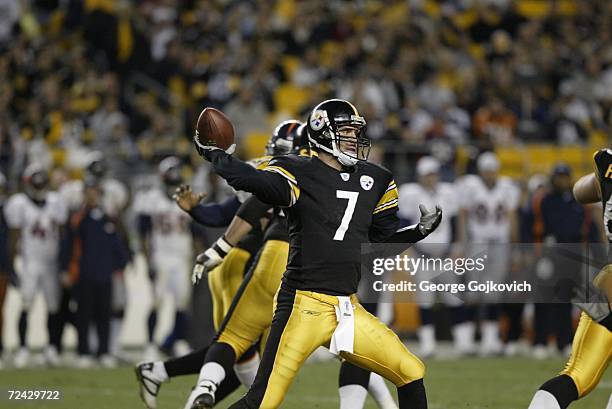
left=338, top=361, right=370, bottom=388
left=539, top=375, right=578, bottom=409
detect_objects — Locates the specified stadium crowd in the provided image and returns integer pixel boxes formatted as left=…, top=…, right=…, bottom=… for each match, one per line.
left=1, top=0, right=612, bottom=186
left=0, top=0, right=609, bottom=369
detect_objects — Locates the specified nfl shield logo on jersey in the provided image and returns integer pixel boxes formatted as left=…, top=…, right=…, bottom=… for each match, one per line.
left=340, top=173, right=350, bottom=181
left=360, top=175, right=374, bottom=190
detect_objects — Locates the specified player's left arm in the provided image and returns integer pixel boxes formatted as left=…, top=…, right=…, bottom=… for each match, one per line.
left=369, top=178, right=442, bottom=243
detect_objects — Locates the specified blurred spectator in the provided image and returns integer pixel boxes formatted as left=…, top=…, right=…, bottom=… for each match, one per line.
left=529, top=164, right=601, bottom=359
left=0, top=0, right=19, bottom=45
left=224, top=87, right=268, bottom=142
left=0, top=172, right=8, bottom=367
left=473, top=96, right=518, bottom=146
left=61, top=178, right=128, bottom=368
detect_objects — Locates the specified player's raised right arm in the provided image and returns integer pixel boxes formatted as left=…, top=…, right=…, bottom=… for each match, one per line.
left=201, top=150, right=293, bottom=207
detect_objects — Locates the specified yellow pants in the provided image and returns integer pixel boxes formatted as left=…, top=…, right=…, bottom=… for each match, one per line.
left=243, top=286, right=424, bottom=409
left=217, top=240, right=289, bottom=357
left=561, top=312, right=612, bottom=397
left=208, top=248, right=251, bottom=331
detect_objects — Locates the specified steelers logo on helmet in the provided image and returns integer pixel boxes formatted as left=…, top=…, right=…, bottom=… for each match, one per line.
left=310, top=110, right=327, bottom=131
left=266, top=119, right=303, bottom=157
left=307, top=99, right=369, bottom=167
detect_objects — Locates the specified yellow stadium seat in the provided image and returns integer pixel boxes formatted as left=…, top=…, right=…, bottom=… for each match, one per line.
left=496, top=147, right=525, bottom=178
left=273, top=84, right=310, bottom=117
left=517, top=0, right=550, bottom=18
left=517, top=0, right=576, bottom=18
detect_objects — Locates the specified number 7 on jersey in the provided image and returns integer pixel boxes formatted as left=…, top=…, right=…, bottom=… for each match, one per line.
left=334, top=190, right=359, bottom=241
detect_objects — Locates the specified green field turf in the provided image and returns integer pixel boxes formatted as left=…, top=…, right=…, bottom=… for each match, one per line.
left=0, top=358, right=610, bottom=408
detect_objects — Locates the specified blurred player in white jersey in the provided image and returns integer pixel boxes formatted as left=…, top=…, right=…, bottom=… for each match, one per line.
left=59, top=151, right=129, bottom=359
left=399, top=156, right=470, bottom=357
left=4, top=165, right=68, bottom=367
left=457, top=152, right=520, bottom=356
left=134, top=157, right=198, bottom=360
left=60, top=151, right=129, bottom=218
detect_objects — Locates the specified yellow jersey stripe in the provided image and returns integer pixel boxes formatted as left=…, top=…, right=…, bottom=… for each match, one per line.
left=263, top=166, right=300, bottom=206
left=250, top=155, right=272, bottom=170
left=373, top=200, right=399, bottom=215
left=289, top=183, right=300, bottom=206
left=374, top=198, right=399, bottom=212
left=264, top=165, right=298, bottom=185
left=376, top=188, right=399, bottom=209
left=386, top=182, right=397, bottom=192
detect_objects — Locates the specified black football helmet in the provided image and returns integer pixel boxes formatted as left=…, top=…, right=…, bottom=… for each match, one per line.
left=307, top=99, right=369, bottom=166
left=159, top=156, right=183, bottom=187
left=23, top=164, right=49, bottom=201
left=85, top=151, right=107, bottom=179
left=292, top=123, right=310, bottom=156
left=266, top=120, right=302, bottom=156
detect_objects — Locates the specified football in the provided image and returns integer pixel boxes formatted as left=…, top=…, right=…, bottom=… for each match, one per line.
left=195, top=107, right=235, bottom=150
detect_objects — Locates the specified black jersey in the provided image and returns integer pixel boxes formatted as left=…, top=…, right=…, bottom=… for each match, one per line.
left=206, top=150, right=417, bottom=296
left=262, top=154, right=399, bottom=295
left=235, top=227, right=264, bottom=256
left=235, top=194, right=289, bottom=244
left=264, top=212, right=289, bottom=243
left=594, top=149, right=612, bottom=262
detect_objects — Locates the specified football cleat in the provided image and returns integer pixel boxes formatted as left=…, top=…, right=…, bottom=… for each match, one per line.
left=136, top=362, right=162, bottom=409
left=13, top=347, right=30, bottom=368
left=75, top=355, right=96, bottom=369
left=44, top=345, right=61, bottom=367
left=99, top=354, right=117, bottom=368
left=184, top=380, right=217, bottom=409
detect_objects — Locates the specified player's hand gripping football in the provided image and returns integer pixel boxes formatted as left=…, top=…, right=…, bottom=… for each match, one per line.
left=418, top=204, right=442, bottom=237
left=193, top=130, right=236, bottom=156
left=173, top=184, right=207, bottom=212
left=191, top=236, right=234, bottom=284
